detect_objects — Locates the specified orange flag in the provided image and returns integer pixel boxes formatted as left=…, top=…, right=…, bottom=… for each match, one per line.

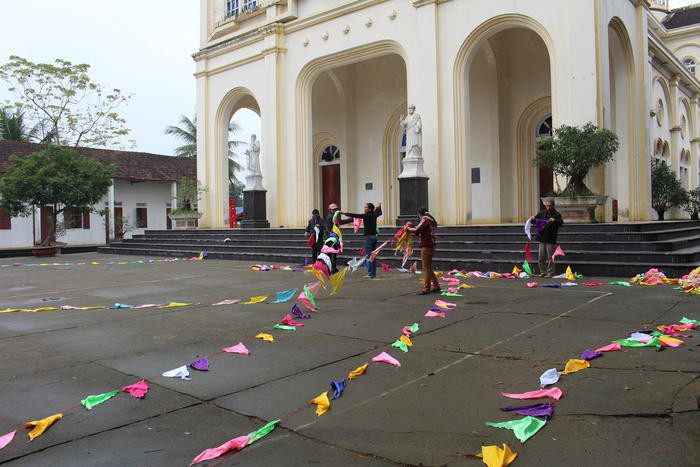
left=311, top=391, right=331, bottom=416
left=25, top=413, right=63, bottom=440
left=347, top=363, right=368, bottom=380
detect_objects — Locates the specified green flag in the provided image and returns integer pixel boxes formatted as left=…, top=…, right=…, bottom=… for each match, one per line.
left=303, top=285, right=317, bottom=308
left=246, top=419, right=280, bottom=445
left=522, top=260, right=533, bottom=276
left=486, top=416, right=546, bottom=443
left=441, top=292, right=463, bottom=297
left=273, top=324, right=296, bottom=331
left=408, top=323, right=420, bottom=333
left=615, top=338, right=661, bottom=348
left=81, top=391, right=119, bottom=410
left=680, top=317, right=699, bottom=325
left=609, top=281, right=631, bottom=287
left=391, top=340, right=409, bottom=353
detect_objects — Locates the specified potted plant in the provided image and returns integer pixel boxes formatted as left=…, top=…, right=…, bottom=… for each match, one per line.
left=168, top=177, right=207, bottom=229
left=652, top=159, right=689, bottom=220
left=0, top=145, right=114, bottom=255
left=535, top=122, right=619, bottom=222
left=682, top=187, right=700, bottom=221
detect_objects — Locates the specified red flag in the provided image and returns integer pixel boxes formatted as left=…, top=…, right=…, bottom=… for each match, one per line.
left=525, top=240, right=532, bottom=262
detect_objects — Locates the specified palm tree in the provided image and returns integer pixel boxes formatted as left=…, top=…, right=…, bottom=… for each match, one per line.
left=165, top=114, right=246, bottom=189
left=0, top=108, right=48, bottom=142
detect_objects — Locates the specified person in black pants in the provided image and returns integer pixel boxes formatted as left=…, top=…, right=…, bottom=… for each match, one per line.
left=342, top=203, right=380, bottom=278
left=304, top=209, right=325, bottom=263
left=529, top=199, right=563, bottom=278
left=325, top=203, right=351, bottom=274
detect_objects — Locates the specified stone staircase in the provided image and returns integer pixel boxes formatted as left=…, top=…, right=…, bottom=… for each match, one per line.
left=98, top=221, right=700, bottom=277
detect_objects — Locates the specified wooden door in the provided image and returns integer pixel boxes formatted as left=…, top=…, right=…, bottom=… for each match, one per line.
left=538, top=166, right=553, bottom=210
left=40, top=206, right=53, bottom=245
left=114, top=207, right=123, bottom=239
left=166, top=208, right=172, bottom=230
left=322, top=164, right=340, bottom=217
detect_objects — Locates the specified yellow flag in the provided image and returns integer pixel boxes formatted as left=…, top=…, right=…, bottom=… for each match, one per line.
left=347, top=363, right=368, bottom=380
left=197, top=252, right=204, bottom=260
left=310, top=391, right=331, bottom=416
left=399, top=335, right=413, bottom=347
left=0, top=308, right=21, bottom=313
left=565, top=266, right=575, bottom=281
left=330, top=267, right=348, bottom=295
left=244, top=296, right=268, bottom=305
left=332, top=224, right=343, bottom=247
left=309, top=268, right=327, bottom=289
left=476, top=443, right=518, bottom=467
left=25, top=413, right=63, bottom=440
left=158, top=302, right=191, bottom=308
left=21, top=307, right=57, bottom=312
left=562, top=359, right=590, bottom=374
left=512, top=266, right=522, bottom=275
left=255, top=333, right=274, bottom=342
left=459, top=284, right=474, bottom=289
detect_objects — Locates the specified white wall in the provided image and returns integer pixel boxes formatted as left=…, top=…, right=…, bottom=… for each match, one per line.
left=112, top=179, right=174, bottom=239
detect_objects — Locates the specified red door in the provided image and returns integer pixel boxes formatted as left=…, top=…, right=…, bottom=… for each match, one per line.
left=40, top=206, right=53, bottom=245
left=322, top=164, right=340, bottom=217
left=114, top=207, right=123, bottom=239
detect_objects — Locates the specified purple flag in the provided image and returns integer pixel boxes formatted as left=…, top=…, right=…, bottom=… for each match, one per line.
left=534, top=218, right=549, bottom=235
left=189, top=357, right=209, bottom=371
left=580, top=350, right=603, bottom=360
left=500, top=402, right=554, bottom=420
left=291, top=304, right=310, bottom=319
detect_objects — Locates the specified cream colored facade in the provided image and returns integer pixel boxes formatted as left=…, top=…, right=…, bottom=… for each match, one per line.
left=194, top=0, right=700, bottom=228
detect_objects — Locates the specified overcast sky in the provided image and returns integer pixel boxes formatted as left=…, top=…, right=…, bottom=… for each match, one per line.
left=0, top=0, right=259, bottom=161
left=0, top=0, right=696, bottom=156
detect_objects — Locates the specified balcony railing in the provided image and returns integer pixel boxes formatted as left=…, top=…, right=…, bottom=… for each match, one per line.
left=216, top=0, right=280, bottom=28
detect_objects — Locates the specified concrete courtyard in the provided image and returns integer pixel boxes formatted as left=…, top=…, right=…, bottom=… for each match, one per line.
left=0, top=252, right=698, bottom=466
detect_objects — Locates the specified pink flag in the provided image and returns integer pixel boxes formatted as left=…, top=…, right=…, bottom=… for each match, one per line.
left=189, top=435, right=253, bottom=465
left=298, top=292, right=319, bottom=312
left=369, top=240, right=391, bottom=262
left=502, top=387, right=562, bottom=400
left=409, top=261, right=417, bottom=273
left=381, top=263, right=392, bottom=271
left=306, top=281, right=322, bottom=296
left=594, top=342, right=621, bottom=352
left=121, top=380, right=150, bottom=398
left=222, top=342, right=250, bottom=355
left=280, top=314, right=304, bottom=326
left=551, top=246, right=565, bottom=262
left=526, top=282, right=538, bottom=288
left=425, top=310, right=446, bottom=318
left=353, top=217, right=362, bottom=233
left=372, top=351, right=401, bottom=367
left=0, top=430, right=17, bottom=451
left=213, top=299, right=241, bottom=306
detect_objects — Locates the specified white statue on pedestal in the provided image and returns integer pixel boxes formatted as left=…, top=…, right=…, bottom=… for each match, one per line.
left=244, top=134, right=266, bottom=191
left=398, top=104, right=428, bottom=179
left=402, top=104, right=422, bottom=159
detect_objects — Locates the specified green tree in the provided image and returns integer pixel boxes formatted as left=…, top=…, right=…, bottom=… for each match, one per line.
left=0, top=108, right=55, bottom=143
left=0, top=145, right=115, bottom=245
left=651, top=158, right=688, bottom=220
left=0, top=55, right=132, bottom=148
left=164, top=114, right=246, bottom=203
left=682, top=187, right=700, bottom=220
left=535, top=122, right=619, bottom=196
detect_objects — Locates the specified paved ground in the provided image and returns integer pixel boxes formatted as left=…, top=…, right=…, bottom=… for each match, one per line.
left=0, top=252, right=698, bottom=467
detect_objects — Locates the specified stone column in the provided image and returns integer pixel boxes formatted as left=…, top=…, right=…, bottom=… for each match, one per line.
left=108, top=180, right=115, bottom=240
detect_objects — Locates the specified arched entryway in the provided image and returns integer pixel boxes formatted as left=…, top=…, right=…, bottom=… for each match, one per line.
left=296, top=41, right=409, bottom=225
left=455, top=17, right=554, bottom=222
left=214, top=88, right=261, bottom=226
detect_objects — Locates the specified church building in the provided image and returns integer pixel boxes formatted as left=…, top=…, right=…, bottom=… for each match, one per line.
left=194, top=0, right=700, bottom=228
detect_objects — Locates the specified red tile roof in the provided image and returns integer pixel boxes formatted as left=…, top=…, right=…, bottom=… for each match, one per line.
left=0, top=140, right=196, bottom=182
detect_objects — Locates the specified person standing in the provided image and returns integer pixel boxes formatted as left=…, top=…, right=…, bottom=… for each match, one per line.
left=324, top=203, right=351, bottom=274
left=342, top=203, right=380, bottom=278
left=304, top=209, right=325, bottom=263
left=529, top=199, right=563, bottom=278
left=405, top=207, right=440, bottom=295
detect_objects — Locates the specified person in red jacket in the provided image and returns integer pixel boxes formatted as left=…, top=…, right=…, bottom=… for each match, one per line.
left=405, top=207, right=440, bottom=295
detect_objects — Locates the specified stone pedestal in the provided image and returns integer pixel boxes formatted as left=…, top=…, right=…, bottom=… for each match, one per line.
left=242, top=190, right=270, bottom=228
left=396, top=177, right=429, bottom=226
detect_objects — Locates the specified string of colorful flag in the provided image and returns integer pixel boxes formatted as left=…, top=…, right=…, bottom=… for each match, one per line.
left=0, top=253, right=206, bottom=270
left=466, top=315, right=699, bottom=466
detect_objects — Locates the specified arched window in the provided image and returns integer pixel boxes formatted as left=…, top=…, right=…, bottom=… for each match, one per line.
left=536, top=116, right=553, bottom=141
left=320, top=145, right=340, bottom=163
left=683, top=57, right=696, bottom=75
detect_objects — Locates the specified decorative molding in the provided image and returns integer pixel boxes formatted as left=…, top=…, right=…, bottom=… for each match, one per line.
left=303, top=38, right=310, bottom=47
left=343, top=24, right=350, bottom=34
left=322, top=31, right=329, bottom=41
left=388, top=9, right=397, bottom=20
left=365, top=17, right=373, bottom=28
left=284, top=0, right=388, bottom=34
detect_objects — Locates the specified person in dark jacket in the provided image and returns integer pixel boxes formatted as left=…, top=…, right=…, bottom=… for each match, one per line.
left=304, top=209, right=325, bottom=263
left=342, top=203, right=381, bottom=278
left=529, top=199, right=563, bottom=277
left=405, top=207, right=440, bottom=294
